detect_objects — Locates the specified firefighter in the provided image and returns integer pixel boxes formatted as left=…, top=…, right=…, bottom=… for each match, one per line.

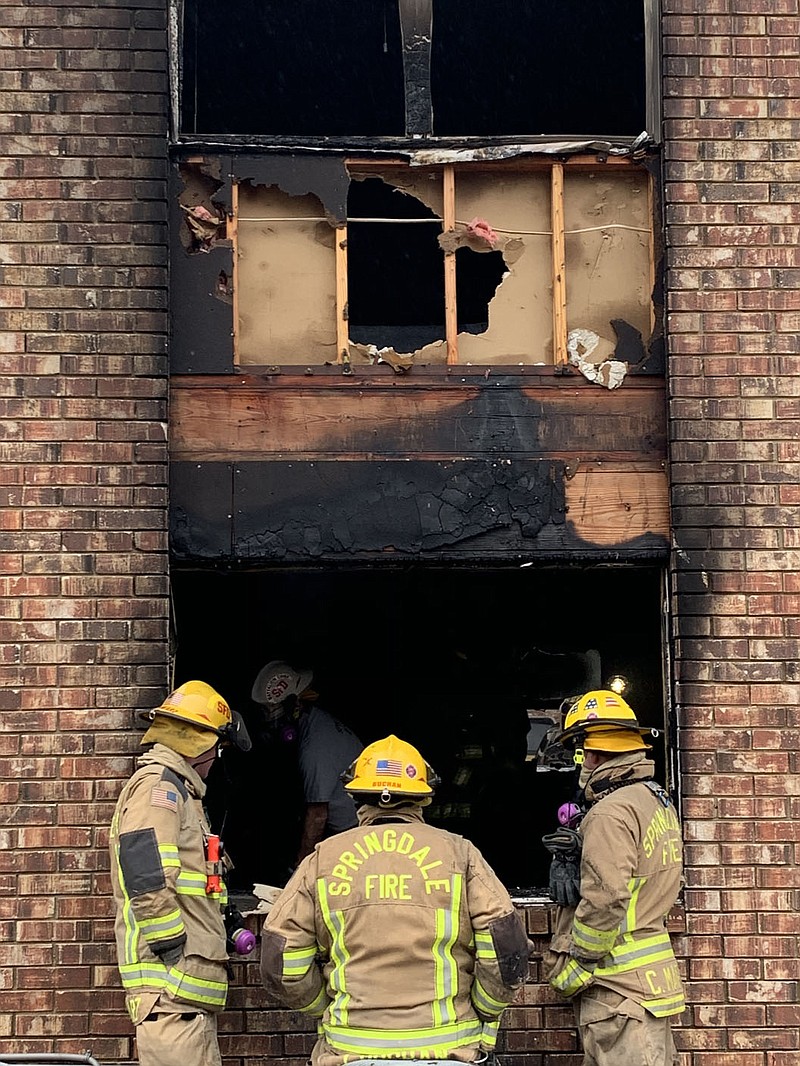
left=109, top=680, right=251, bottom=1066
left=543, top=690, right=685, bottom=1066
left=260, top=734, right=531, bottom=1066
left=251, top=660, right=362, bottom=866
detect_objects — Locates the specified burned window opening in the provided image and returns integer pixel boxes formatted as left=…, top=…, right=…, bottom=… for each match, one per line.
left=172, top=564, right=668, bottom=894
left=180, top=0, right=405, bottom=137
left=176, top=0, right=653, bottom=143
left=431, top=0, right=647, bottom=138
left=347, top=177, right=506, bottom=354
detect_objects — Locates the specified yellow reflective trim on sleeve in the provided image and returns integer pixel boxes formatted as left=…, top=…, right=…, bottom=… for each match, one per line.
left=139, top=908, right=185, bottom=941
left=157, top=843, right=181, bottom=869
left=572, top=916, right=618, bottom=956
left=471, top=976, right=506, bottom=1018
left=431, top=873, right=462, bottom=1027
left=318, top=877, right=351, bottom=1027
left=283, top=945, right=318, bottom=978
left=480, top=1020, right=500, bottom=1049
left=473, top=930, right=496, bottom=960
left=298, top=983, right=328, bottom=1017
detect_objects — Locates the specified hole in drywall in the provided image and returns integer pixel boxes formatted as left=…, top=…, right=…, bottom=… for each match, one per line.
left=347, top=177, right=507, bottom=354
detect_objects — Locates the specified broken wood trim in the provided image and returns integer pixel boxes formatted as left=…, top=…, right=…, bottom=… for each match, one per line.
left=335, top=224, right=349, bottom=365
left=551, top=163, right=567, bottom=367
left=443, top=164, right=458, bottom=365
left=226, top=179, right=240, bottom=364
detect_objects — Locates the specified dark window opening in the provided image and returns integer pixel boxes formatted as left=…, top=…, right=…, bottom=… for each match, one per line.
left=181, top=0, right=405, bottom=137
left=178, top=0, right=649, bottom=142
left=431, top=0, right=647, bottom=137
left=171, top=565, right=668, bottom=896
left=347, top=178, right=507, bottom=353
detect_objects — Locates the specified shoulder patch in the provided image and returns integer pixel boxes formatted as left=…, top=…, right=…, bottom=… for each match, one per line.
left=160, top=768, right=189, bottom=799
left=151, top=784, right=180, bottom=812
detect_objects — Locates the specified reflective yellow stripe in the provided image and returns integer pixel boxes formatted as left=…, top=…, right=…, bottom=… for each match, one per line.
left=595, top=932, right=675, bottom=976
left=318, top=878, right=351, bottom=1026
left=623, top=876, right=646, bottom=933
left=158, top=843, right=181, bottom=869
left=642, top=991, right=685, bottom=1017
left=481, top=1020, right=500, bottom=1048
left=431, top=873, right=462, bottom=1026
left=139, top=908, right=185, bottom=941
left=471, top=976, right=506, bottom=1018
left=473, top=929, right=495, bottom=960
left=283, top=945, right=318, bottom=978
left=323, top=1019, right=483, bottom=1056
left=298, top=983, right=328, bottom=1016
left=165, top=965, right=227, bottom=1007
left=572, top=916, right=618, bottom=956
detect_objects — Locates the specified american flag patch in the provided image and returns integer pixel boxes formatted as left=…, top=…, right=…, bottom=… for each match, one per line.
left=151, top=785, right=179, bottom=812
left=376, top=759, right=402, bottom=777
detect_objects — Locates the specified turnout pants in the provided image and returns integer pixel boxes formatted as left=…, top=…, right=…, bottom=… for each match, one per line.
left=135, top=995, right=222, bottom=1066
left=576, top=986, right=679, bottom=1066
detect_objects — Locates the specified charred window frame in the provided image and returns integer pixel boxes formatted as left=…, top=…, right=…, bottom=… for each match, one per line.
left=168, top=0, right=662, bottom=145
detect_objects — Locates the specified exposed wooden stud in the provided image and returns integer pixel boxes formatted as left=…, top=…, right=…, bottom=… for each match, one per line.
left=443, top=164, right=458, bottom=365
left=647, top=170, right=656, bottom=337
left=227, top=180, right=240, bottom=365
left=551, top=163, right=568, bottom=367
left=335, top=224, right=349, bottom=365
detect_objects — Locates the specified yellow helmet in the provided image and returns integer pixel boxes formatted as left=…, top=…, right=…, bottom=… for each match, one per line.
left=557, top=690, right=654, bottom=754
left=342, top=735, right=439, bottom=805
left=138, top=680, right=252, bottom=756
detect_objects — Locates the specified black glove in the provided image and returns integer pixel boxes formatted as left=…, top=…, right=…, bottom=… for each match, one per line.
left=542, top=826, right=582, bottom=907
left=153, top=941, right=184, bottom=968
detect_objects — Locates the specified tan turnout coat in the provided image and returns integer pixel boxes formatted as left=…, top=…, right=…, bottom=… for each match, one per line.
left=109, top=744, right=229, bottom=1024
left=547, top=753, right=685, bottom=1017
left=262, top=804, right=530, bottom=1065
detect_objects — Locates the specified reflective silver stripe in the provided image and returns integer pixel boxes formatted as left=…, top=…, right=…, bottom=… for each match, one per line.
left=471, top=976, right=506, bottom=1018
left=139, top=909, right=185, bottom=940
left=642, top=991, right=685, bottom=1017
left=431, top=874, right=462, bottom=1026
left=595, top=932, right=675, bottom=976
left=572, top=916, right=617, bottom=955
left=284, top=946, right=318, bottom=978
left=473, top=929, right=495, bottom=960
left=318, top=878, right=351, bottom=1026
left=323, top=1019, right=483, bottom=1055
left=298, top=983, right=328, bottom=1016
left=481, top=1020, right=500, bottom=1048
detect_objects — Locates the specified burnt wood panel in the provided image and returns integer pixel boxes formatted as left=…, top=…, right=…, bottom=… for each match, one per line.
left=169, top=169, right=235, bottom=374
left=170, top=459, right=669, bottom=562
left=170, top=375, right=667, bottom=463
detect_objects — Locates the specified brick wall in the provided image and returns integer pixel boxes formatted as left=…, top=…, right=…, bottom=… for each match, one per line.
left=0, top=0, right=169, bottom=1056
left=664, top=0, right=800, bottom=1063
left=3, top=0, right=799, bottom=1063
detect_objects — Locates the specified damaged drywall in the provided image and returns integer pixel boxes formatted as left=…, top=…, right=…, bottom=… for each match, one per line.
left=565, top=170, right=652, bottom=359
left=237, top=183, right=338, bottom=365
left=452, top=171, right=552, bottom=365
left=346, top=171, right=507, bottom=361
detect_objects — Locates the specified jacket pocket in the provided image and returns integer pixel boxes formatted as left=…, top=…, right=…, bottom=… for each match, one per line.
left=166, top=950, right=228, bottom=1013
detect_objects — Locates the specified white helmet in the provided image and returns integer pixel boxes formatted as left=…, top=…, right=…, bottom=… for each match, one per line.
left=251, top=660, right=313, bottom=711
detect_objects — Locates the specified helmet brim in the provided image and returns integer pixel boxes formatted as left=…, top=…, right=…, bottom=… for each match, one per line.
left=136, top=705, right=252, bottom=753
